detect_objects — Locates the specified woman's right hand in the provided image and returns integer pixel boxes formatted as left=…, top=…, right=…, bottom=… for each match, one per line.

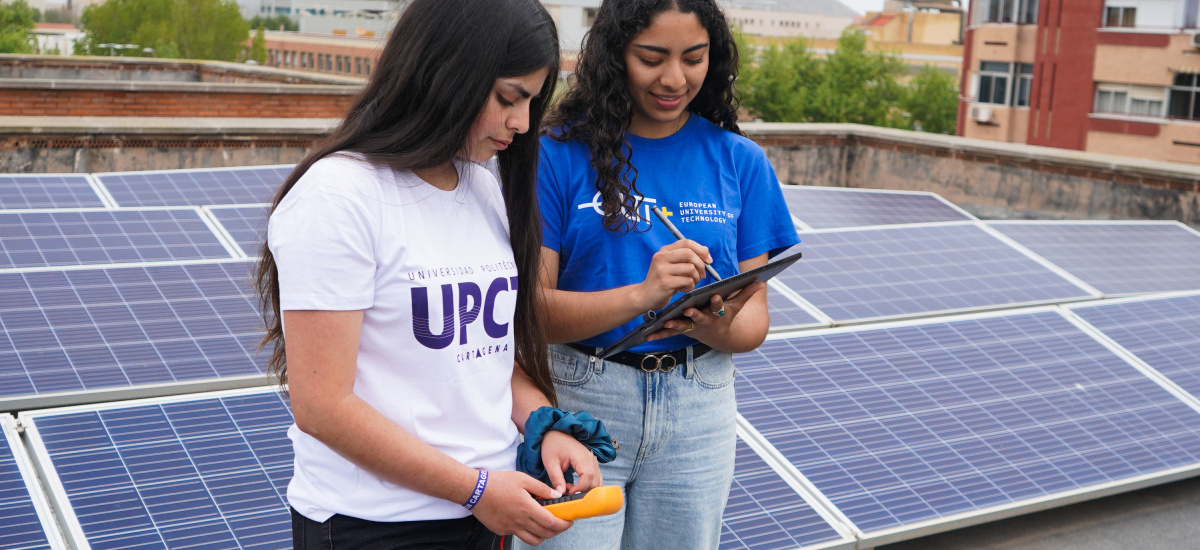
left=637, top=240, right=713, bottom=310
left=470, top=470, right=573, bottom=546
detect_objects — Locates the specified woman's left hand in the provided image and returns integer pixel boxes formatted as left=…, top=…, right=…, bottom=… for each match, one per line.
left=647, top=281, right=766, bottom=345
left=539, top=430, right=603, bottom=495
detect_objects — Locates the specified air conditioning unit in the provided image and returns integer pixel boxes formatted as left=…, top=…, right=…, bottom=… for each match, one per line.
left=970, top=103, right=994, bottom=123
left=1190, top=32, right=1200, bottom=48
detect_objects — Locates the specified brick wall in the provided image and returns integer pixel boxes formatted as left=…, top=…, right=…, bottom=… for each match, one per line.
left=0, top=87, right=356, bottom=118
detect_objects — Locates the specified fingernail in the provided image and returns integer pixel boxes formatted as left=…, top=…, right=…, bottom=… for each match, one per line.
left=551, top=488, right=563, bottom=498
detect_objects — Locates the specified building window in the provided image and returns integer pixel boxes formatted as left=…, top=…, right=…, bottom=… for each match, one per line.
left=980, top=0, right=1038, bottom=23
left=1104, top=6, right=1136, bottom=27
left=584, top=8, right=597, bottom=27
left=1015, top=63, right=1033, bottom=106
left=976, top=61, right=1011, bottom=105
left=1097, top=83, right=1166, bottom=116
left=1169, top=73, right=1200, bottom=120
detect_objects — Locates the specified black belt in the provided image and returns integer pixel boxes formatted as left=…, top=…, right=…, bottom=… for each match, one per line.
left=565, top=343, right=713, bottom=373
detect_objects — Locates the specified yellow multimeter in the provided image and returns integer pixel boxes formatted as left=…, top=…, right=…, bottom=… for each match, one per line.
left=537, top=485, right=624, bottom=520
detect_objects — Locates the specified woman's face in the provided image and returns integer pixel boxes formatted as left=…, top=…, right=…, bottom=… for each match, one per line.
left=462, top=67, right=551, bottom=163
left=622, top=10, right=710, bottom=139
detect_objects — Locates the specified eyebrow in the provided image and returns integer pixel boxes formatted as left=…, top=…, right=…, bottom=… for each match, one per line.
left=499, top=81, right=538, bottom=99
left=631, top=42, right=709, bottom=55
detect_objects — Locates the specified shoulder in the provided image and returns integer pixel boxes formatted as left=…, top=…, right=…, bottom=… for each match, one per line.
left=691, top=116, right=766, bottom=159
left=296, top=153, right=394, bottom=201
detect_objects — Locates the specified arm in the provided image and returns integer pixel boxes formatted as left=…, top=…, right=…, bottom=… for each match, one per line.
left=511, top=365, right=603, bottom=494
left=651, top=253, right=771, bottom=354
left=285, top=310, right=569, bottom=545
left=538, top=242, right=714, bottom=344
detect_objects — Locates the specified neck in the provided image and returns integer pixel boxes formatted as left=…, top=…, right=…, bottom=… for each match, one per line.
left=413, top=161, right=459, bottom=191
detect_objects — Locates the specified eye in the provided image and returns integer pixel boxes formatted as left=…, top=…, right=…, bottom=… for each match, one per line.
left=685, top=57, right=705, bottom=65
left=639, top=57, right=663, bottom=67
left=496, top=93, right=515, bottom=107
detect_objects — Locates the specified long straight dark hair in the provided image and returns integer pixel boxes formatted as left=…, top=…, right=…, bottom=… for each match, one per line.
left=545, top=0, right=740, bottom=233
left=255, top=0, right=560, bottom=403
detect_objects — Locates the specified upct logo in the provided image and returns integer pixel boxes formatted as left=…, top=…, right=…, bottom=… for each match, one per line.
left=577, top=191, right=659, bottom=227
left=411, top=276, right=517, bottom=349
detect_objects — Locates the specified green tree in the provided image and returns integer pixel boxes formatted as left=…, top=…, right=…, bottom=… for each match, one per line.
left=77, top=0, right=248, bottom=61
left=901, top=65, right=960, bottom=134
left=249, top=23, right=267, bottom=64
left=736, top=31, right=822, bottom=122
left=248, top=14, right=297, bottom=31
left=812, top=30, right=908, bottom=127
left=0, top=0, right=37, bottom=54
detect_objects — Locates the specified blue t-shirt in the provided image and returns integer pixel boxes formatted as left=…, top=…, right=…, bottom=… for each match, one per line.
left=538, top=114, right=800, bottom=353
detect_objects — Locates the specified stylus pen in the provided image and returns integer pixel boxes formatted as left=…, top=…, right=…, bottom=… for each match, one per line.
left=650, top=205, right=722, bottom=281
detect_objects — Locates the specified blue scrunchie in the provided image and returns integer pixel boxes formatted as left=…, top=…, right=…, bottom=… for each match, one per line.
left=516, top=406, right=617, bottom=485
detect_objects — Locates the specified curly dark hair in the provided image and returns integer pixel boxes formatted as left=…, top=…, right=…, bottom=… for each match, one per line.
left=544, top=0, right=741, bottom=233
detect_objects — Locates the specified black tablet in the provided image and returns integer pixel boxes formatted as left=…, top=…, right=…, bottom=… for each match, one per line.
left=597, top=248, right=803, bottom=358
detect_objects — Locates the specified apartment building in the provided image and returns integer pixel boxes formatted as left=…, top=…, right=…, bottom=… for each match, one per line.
left=960, top=0, right=1200, bottom=164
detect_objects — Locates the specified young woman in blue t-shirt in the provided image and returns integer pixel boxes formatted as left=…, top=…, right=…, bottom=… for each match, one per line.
left=529, top=0, right=801, bottom=548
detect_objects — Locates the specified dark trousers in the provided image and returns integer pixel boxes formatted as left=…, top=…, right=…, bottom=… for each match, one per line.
left=292, top=508, right=510, bottom=550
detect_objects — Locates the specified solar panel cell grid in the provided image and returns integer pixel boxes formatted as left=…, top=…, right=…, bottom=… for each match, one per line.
left=30, top=392, right=293, bottom=550
left=1073, top=294, right=1200, bottom=402
left=0, top=174, right=106, bottom=210
left=991, top=223, right=1200, bottom=295
left=736, top=311, right=1200, bottom=534
left=0, top=210, right=233, bottom=269
left=0, top=262, right=265, bottom=402
left=96, top=166, right=292, bottom=207
left=782, top=186, right=973, bottom=230
left=775, top=224, right=1093, bottom=323
left=721, top=437, right=847, bottom=549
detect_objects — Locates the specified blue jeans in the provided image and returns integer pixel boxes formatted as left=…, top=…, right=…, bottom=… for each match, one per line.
left=524, top=344, right=738, bottom=550
left=292, top=508, right=508, bottom=549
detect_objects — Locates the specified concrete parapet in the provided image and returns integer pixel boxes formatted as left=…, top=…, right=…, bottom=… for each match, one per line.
left=744, top=123, right=1200, bottom=226
left=0, top=117, right=1196, bottom=226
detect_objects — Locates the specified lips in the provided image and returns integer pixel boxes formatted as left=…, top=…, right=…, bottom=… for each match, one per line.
left=491, top=138, right=511, bottom=150
left=652, top=93, right=684, bottom=110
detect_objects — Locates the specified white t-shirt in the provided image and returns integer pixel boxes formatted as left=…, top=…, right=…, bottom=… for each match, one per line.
left=269, top=154, right=521, bottom=522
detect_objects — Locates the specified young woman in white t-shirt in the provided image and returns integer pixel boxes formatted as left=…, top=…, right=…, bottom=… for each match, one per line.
left=254, top=0, right=601, bottom=547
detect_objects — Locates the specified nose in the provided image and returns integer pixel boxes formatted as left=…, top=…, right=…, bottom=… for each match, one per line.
left=507, top=102, right=531, bottom=134
left=661, top=60, right=686, bottom=90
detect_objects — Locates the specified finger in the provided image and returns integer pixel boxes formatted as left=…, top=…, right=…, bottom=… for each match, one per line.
left=728, top=282, right=766, bottom=305
left=543, top=456, right=567, bottom=496
left=516, top=532, right=544, bottom=547
left=522, top=476, right=561, bottom=500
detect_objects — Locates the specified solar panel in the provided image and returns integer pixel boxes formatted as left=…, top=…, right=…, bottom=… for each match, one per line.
left=990, top=221, right=1200, bottom=295
left=206, top=205, right=270, bottom=258
left=766, top=282, right=827, bottom=331
left=0, top=174, right=108, bottom=210
left=0, top=209, right=235, bottom=270
left=22, top=389, right=293, bottom=550
left=0, top=261, right=268, bottom=409
left=735, top=309, right=1200, bottom=542
left=774, top=223, right=1097, bottom=323
left=1071, top=293, right=1200, bottom=402
left=1, top=414, right=61, bottom=550
left=721, top=433, right=852, bottom=550
left=781, top=186, right=975, bottom=230
left=95, top=165, right=292, bottom=207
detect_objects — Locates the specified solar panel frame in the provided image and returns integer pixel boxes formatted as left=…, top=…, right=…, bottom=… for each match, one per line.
left=203, top=204, right=270, bottom=259
left=0, top=207, right=241, bottom=271
left=739, top=306, right=1200, bottom=547
left=0, top=259, right=272, bottom=412
left=93, top=165, right=293, bottom=208
left=0, top=414, right=67, bottom=550
left=1065, top=291, right=1200, bottom=409
left=773, top=221, right=1101, bottom=325
left=725, top=421, right=858, bottom=550
left=780, top=185, right=977, bottom=231
left=766, top=279, right=832, bottom=332
left=19, top=387, right=293, bottom=550
left=0, top=174, right=113, bottom=210
left=987, top=220, right=1200, bottom=296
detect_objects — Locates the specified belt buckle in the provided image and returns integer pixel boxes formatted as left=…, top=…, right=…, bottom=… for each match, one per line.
left=639, top=352, right=677, bottom=373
